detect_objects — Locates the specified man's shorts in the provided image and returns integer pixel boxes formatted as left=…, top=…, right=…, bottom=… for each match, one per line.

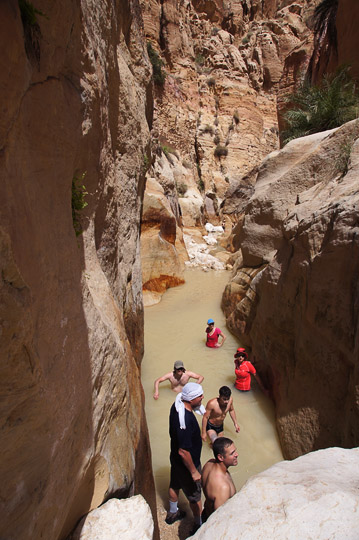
left=169, top=462, right=202, bottom=503
left=206, top=419, right=224, bottom=434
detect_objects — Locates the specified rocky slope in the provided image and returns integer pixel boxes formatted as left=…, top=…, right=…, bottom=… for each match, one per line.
left=221, top=119, right=359, bottom=459
left=0, top=1, right=157, bottom=539
left=139, top=0, right=318, bottom=301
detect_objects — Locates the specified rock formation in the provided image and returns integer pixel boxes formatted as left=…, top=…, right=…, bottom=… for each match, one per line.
left=139, top=0, right=318, bottom=300
left=222, top=119, right=359, bottom=459
left=71, top=495, right=153, bottom=540
left=192, top=447, right=359, bottom=539
left=0, top=1, right=158, bottom=539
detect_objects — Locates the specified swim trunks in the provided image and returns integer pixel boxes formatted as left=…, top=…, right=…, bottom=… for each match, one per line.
left=206, top=419, right=224, bottom=434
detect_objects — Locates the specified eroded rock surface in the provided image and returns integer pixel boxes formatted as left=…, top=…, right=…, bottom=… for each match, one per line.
left=71, top=495, right=153, bottom=540
left=0, top=1, right=157, bottom=539
left=192, top=447, right=359, bottom=540
left=222, top=119, right=359, bottom=458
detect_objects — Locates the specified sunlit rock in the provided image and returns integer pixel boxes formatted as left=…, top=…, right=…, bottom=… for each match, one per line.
left=222, top=119, right=359, bottom=458
left=192, top=447, right=359, bottom=540
left=72, top=496, right=153, bottom=540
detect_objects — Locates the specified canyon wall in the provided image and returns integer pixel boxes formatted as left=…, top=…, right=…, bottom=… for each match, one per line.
left=222, top=119, right=359, bottom=459
left=0, top=1, right=157, bottom=539
left=138, top=0, right=318, bottom=301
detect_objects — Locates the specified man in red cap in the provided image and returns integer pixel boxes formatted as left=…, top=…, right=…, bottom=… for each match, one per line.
left=234, top=348, right=265, bottom=392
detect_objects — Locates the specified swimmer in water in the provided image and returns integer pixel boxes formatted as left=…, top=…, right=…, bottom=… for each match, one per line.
left=201, top=386, right=240, bottom=443
left=205, top=318, right=226, bottom=348
left=153, top=361, right=204, bottom=400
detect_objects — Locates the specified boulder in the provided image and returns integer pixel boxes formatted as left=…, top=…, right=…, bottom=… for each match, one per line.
left=71, top=496, right=153, bottom=540
left=192, top=447, right=359, bottom=540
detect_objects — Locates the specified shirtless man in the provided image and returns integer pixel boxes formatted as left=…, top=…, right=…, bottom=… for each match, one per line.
left=201, top=386, right=240, bottom=443
left=201, top=437, right=238, bottom=522
left=153, top=361, right=204, bottom=400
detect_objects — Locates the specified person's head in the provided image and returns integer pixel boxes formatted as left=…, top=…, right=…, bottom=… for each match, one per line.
left=173, top=360, right=186, bottom=375
left=218, top=386, right=231, bottom=406
left=212, top=437, right=238, bottom=467
left=207, top=318, right=215, bottom=328
left=234, top=347, right=248, bottom=362
left=182, top=382, right=204, bottom=409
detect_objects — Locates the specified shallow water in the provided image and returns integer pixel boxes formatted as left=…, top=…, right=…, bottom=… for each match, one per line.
left=142, top=268, right=283, bottom=508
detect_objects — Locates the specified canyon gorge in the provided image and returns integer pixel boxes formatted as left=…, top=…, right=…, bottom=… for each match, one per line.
left=1, top=0, right=359, bottom=539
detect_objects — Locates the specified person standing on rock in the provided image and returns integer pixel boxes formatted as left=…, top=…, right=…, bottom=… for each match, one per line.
left=205, top=318, right=226, bottom=348
left=201, top=386, right=240, bottom=443
left=166, top=382, right=205, bottom=535
left=201, top=437, right=238, bottom=522
left=153, top=360, right=204, bottom=399
left=234, top=348, right=265, bottom=393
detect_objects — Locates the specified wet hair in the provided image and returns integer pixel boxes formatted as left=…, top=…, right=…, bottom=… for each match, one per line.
left=219, top=386, right=231, bottom=398
left=213, top=437, right=233, bottom=460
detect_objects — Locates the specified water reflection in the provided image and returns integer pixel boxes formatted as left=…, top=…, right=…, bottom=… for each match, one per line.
left=142, top=269, right=283, bottom=506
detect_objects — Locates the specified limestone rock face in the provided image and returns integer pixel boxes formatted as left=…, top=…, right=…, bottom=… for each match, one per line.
left=222, top=119, right=359, bottom=458
left=71, top=496, right=153, bottom=540
left=0, top=2, right=157, bottom=539
left=192, top=447, right=359, bottom=540
left=139, top=0, right=316, bottom=280
left=141, top=176, right=187, bottom=306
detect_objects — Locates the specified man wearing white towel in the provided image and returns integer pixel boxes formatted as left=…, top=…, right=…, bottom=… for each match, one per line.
left=166, top=382, right=205, bottom=535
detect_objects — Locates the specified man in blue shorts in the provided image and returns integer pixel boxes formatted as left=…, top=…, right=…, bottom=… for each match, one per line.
left=166, top=382, right=205, bottom=535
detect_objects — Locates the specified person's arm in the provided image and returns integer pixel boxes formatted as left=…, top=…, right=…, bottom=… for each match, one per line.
left=178, top=448, right=201, bottom=482
left=201, top=402, right=212, bottom=441
left=218, top=330, right=226, bottom=347
left=213, top=482, right=231, bottom=510
left=229, top=399, right=240, bottom=432
left=153, top=372, right=171, bottom=399
left=187, top=370, right=204, bottom=384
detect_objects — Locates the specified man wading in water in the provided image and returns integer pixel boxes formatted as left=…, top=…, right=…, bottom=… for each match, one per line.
left=166, top=382, right=205, bottom=535
left=201, top=437, right=238, bottom=523
left=201, top=386, right=240, bottom=443
left=153, top=360, right=204, bottom=399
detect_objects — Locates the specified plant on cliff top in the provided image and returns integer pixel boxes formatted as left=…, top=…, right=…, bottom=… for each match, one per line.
left=282, top=66, right=359, bottom=145
left=72, top=172, right=88, bottom=237
left=18, top=0, right=47, bottom=64
left=147, top=42, right=166, bottom=86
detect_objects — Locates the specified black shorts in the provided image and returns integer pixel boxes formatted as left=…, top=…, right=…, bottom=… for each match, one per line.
left=170, top=462, right=202, bottom=503
left=206, top=419, right=224, bottom=434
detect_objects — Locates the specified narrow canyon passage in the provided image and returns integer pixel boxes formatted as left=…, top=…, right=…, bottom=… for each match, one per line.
left=142, top=269, right=283, bottom=527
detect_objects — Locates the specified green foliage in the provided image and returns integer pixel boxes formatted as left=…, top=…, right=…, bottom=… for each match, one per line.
left=313, top=0, right=338, bottom=53
left=72, top=173, right=88, bottom=237
left=202, top=124, right=214, bottom=135
left=176, top=181, right=188, bottom=197
left=19, top=0, right=45, bottom=26
left=335, top=142, right=353, bottom=178
left=197, top=178, right=205, bottom=192
left=241, top=31, right=253, bottom=45
left=207, top=77, right=216, bottom=88
left=282, top=67, right=359, bottom=144
left=147, top=42, right=166, bottom=86
left=195, top=54, right=205, bottom=66
left=214, top=145, right=228, bottom=158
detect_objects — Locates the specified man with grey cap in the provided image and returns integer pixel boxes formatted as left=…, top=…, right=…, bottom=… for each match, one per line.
left=153, top=361, right=204, bottom=399
left=166, top=382, right=205, bottom=535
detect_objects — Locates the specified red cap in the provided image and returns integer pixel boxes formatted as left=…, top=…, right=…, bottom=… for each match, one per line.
left=234, top=347, right=248, bottom=360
